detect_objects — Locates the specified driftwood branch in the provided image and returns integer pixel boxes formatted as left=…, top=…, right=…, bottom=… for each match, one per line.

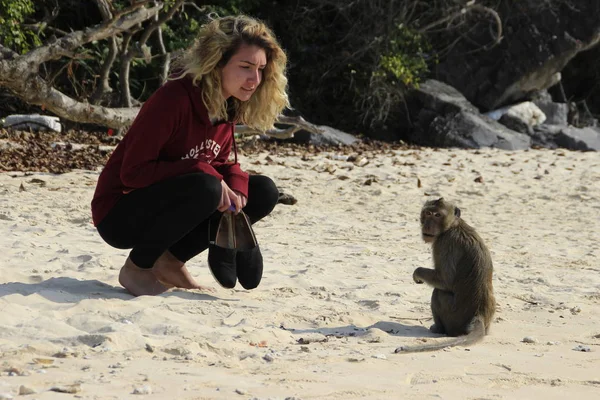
left=236, top=115, right=325, bottom=139
left=0, top=4, right=161, bottom=128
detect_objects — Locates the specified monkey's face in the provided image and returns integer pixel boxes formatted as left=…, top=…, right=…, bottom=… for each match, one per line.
left=421, top=208, right=444, bottom=243
left=420, top=198, right=460, bottom=243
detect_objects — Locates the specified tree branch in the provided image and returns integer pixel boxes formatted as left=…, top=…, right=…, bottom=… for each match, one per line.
left=0, top=45, right=18, bottom=61
left=154, top=24, right=171, bottom=85
left=119, top=0, right=183, bottom=106
left=90, top=0, right=119, bottom=105
left=22, top=4, right=162, bottom=65
left=418, top=1, right=502, bottom=46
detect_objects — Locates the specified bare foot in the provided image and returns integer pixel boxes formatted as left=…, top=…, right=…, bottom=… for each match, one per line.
left=118, top=257, right=170, bottom=296
left=153, top=251, right=214, bottom=292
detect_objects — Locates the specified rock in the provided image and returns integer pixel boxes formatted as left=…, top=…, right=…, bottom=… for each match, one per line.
left=289, top=125, right=359, bottom=146
left=532, top=124, right=600, bottom=151
left=18, top=385, right=36, bottom=395
left=408, top=80, right=531, bottom=150
left=532, top=91, right=569, bottom=126
left=4, top=114, right=61, bottom=132
left=413, top=79, right=479, bottom=114
left=428, top=110, right=531, bottom=150
left=499, top=113, right=533, bottom=134
left=522, top=336, right=538, bottom=344
left=502, top=101, right=546, bottom=126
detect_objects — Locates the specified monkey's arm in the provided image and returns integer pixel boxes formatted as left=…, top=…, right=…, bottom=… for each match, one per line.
left=413, top=267, right=451, bottom=291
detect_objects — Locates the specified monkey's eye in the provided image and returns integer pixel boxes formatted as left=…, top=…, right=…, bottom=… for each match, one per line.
left=434, top=213, right=441, bottom=217
left=425, top=211, right=432, bottom=216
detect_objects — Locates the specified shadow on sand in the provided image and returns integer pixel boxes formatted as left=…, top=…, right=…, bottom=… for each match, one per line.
left=0, top=277, right=221, bottom=303
left=282, top=320, right=439, bottom=340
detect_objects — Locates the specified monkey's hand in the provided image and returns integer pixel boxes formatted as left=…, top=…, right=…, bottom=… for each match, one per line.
left=413, top=268, right=424, bottom=284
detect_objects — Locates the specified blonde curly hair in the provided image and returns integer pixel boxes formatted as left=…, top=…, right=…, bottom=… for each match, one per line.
left=171, top=15, right=290, bottom=132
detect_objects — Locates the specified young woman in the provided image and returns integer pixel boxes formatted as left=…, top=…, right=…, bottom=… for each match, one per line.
left=91, top=15, right=289, bottom=296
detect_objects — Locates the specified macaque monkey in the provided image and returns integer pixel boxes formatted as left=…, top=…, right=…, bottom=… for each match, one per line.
left=396, top=198, right=496, bottom=353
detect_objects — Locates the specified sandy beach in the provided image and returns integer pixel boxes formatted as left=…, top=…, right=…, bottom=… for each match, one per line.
left=0, top=145, right=599, bottom=399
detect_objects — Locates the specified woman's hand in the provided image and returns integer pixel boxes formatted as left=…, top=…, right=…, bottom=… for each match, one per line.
left=218, top=180, right=243, bottom=213
left=234, top=190, right=247, bottom=209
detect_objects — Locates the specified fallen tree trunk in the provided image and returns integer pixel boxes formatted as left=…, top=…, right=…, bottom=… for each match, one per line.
left=0, top=3, right=160, bottom=128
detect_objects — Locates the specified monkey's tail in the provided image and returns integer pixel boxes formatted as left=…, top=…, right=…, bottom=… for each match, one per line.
left=395, top=316, right=486, bottom=354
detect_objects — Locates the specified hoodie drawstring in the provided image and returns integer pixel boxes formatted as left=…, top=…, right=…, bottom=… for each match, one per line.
left=231, top=123, right=238, bottom=165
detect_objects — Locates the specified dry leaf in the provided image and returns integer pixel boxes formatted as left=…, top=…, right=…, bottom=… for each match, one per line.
left=32, top=358, right=54, bottom=365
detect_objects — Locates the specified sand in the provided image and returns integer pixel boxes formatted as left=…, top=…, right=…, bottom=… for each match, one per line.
left=0, top=146, right=599, bottom=399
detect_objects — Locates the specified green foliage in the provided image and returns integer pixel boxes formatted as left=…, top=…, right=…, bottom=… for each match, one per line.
left=375, top=25, right=430, bottom=88
left=0, top=0, right=41, bottom=53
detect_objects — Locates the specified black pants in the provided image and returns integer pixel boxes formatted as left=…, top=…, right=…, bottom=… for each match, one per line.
left=96, top=173, right=279, bottom=269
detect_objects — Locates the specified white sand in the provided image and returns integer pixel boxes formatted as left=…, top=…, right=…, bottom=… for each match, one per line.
left=0, top=146, right=599, bottom=399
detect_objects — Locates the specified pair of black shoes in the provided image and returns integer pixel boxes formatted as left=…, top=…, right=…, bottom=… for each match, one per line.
left=208, top=211, right=263, bottom=289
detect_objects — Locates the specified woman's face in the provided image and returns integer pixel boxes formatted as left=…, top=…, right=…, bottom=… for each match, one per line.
left=221, top=44, right=267, bottom=101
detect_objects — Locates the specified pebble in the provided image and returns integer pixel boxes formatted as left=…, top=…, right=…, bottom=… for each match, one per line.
left=239, top=352, right=257, bottom=361
left=372, top=354, right=387, bottom=360
left=573, top=345, right=591, bottom=352
left=18, top=385, right=36, bottom=395
left=347, top=357, right=365, bottom=362
left=6, top=367, right=25, bottom=376
left=235, top=388, right=246, bottom=395
left=263, top=354, right=274, bottom=362
left=0, top=394, right=13, bottom=400
left=522, top=336, right=537, bottom=344
left=54, top=347, right=78, bottom=358
left=50, top=384, right=81, bottom=394
left=132, top=385, right=152, bottom=395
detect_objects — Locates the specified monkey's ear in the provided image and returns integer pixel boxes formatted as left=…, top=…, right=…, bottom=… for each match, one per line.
left=454, top=207, right=461, bottom=218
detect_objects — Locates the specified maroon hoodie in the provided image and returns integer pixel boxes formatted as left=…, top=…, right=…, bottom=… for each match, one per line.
left=91, top=76, right=248, bottom=226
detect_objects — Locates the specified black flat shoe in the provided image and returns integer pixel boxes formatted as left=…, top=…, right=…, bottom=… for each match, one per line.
left=208, top=212, right=237, bottom=288
left=233, top=211, right=263, bottom=290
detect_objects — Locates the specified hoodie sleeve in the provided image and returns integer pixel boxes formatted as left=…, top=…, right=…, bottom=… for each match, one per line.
left=119, top=82, right=223, bottom=189
left=212, top=124, right=249, bottom=198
